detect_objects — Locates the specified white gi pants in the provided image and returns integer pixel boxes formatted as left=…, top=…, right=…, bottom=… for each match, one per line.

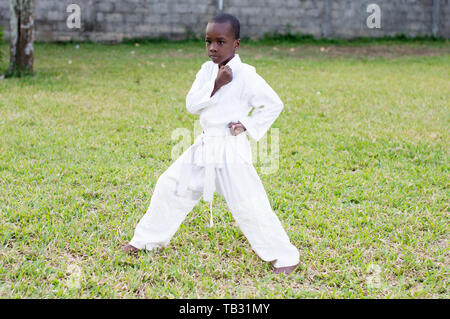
left=130, top=127, right=299, bottom=268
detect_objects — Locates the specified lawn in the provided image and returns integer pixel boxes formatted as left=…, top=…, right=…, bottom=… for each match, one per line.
left=0, top=40, right=448, bottom=298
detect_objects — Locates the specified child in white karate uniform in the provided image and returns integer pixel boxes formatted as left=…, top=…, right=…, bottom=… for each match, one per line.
left=122, top=13, right=299, bottom=275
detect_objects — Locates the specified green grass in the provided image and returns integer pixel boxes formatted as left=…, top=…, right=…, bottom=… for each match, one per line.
left=0, top=41, right=448, bottom=298
left=120, top=32, right=449, bottom=46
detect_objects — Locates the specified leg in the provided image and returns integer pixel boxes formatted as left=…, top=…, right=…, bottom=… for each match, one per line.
left=128, top=152, right=204, bottom=251
left=216, top=162, right=300, bottom=269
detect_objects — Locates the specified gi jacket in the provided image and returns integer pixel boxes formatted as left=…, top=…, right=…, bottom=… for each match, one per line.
left=186, top=54, right=284, bottom=142
left=178, top=54, right=284, bottom=225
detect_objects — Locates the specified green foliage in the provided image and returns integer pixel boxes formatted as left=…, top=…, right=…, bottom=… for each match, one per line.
left=5, top=66, right=35, bottom=78
left=0, top=25, right=4, bottom=64
left=118, top=29, right=450, bottom=46
left=252, top=31, right=448, bottom=46
left=0, top=42, right=448, bottom=298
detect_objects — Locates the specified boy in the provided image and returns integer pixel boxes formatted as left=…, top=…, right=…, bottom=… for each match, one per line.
left=122, top=13, right=299, bottom=275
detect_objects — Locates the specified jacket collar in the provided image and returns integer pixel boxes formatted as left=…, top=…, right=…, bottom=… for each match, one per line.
left=223, top=54, right=241, bottom=72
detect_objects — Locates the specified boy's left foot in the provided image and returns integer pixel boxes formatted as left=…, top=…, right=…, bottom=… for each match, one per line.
left=273, top=263, right=298, bottom=275
left=121, top=244, right=139, bottom=254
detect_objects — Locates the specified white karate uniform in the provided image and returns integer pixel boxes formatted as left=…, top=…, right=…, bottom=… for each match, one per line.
left=130, top=54, right=299, bottom=268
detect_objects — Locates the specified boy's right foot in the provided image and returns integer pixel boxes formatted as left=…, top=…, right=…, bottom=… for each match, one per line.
left=273, top=263, right=298, bottom=275
left=121, top=244, right=139, bottom=254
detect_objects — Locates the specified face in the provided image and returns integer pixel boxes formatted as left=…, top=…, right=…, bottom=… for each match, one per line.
left=205, top=22, right=240, bottom=66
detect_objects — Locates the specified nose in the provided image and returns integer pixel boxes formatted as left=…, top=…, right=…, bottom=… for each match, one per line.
left=209, top=43, right=218, bottom=52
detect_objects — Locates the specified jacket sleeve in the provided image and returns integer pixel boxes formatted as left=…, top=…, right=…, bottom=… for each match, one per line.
left=239, top=73, right=284, bottom=141
left=186, top=62, right=217, bottom=114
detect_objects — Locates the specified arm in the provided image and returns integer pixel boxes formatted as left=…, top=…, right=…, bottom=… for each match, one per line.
left=238, top=73, right=284, bottom=141
left=186, top=64, right=233, bottom=114
left=186, top=63, right=216, bottom=114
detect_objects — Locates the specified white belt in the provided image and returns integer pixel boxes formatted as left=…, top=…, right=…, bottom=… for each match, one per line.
left=176, top=127, right=233, bottom=227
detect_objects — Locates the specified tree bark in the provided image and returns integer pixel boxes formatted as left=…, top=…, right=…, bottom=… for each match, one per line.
left=9, top=0, right=34, bottom=76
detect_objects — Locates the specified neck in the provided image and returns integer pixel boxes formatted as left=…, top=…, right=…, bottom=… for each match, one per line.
left=219, top=53, right=235, bottom=67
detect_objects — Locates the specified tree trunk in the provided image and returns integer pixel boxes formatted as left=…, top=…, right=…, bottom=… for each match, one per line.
left=8, top=0, right=34, bottom=76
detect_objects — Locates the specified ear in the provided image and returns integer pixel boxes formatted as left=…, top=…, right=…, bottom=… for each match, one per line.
left=234, top=38, right=240, bottom=50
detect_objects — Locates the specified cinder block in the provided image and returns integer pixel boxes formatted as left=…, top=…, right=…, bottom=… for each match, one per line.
left=96, top=12, right=104, bottom=22
left=286, top=0, right=300, bottom=8
left=98, top=2, right=114, bottom=12
left=47, top=11, right=64, bottom=21
left=152, top=24, right=171, bottom=33
left=146, top=14, right=162, bottom=24
left=174, top=3, right=189, bottom=13
left=153, top=2, right=169, bottom=14
left=115, top=2, right=137, bottom=13
left=106, top=13, right=123, bottom=23
left=125, top=13, right=144, bottom=23
left=136, top=24, right=150, bottom=33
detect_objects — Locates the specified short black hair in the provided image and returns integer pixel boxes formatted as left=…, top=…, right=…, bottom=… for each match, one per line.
left=209, top=13, right=240, bottom=39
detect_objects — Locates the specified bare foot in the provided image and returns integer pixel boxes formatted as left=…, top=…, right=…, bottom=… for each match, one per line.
left=121, top=244, right=139, bottom=254
left=273, top=263, right=298, bottom=275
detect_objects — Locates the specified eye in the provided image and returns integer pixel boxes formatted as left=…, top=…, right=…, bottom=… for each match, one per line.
left=218, top=41, right=224, bottom=45
left=206, top=39, right=211, bottom=44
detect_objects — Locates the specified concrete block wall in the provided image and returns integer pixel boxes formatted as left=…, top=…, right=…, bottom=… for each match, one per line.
left=0, top=0, right=448, bottom=42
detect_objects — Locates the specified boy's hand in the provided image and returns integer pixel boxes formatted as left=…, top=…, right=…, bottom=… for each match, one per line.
left=211, top=65, right=232, bottom=97
left=228, top=121, right=246, bottom=136
left=216, top=65, right=233, bottom=87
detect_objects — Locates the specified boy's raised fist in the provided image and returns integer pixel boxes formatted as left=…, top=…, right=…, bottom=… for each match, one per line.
left=215, top=65, right=233, bottom=87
